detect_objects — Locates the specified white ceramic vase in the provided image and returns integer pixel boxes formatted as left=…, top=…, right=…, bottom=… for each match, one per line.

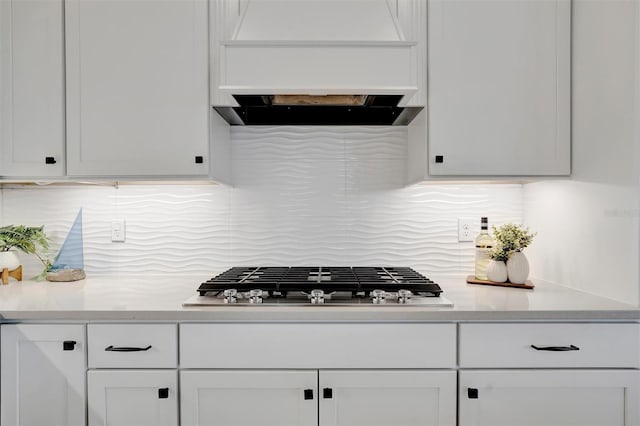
left=486, top=260, right=508, bottom=283
left=507, top=251, right=530, bottom=284
left=0, top=250, right=21, bottom=271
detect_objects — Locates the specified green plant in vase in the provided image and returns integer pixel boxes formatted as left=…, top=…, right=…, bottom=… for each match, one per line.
left=487, top=223, right=536, bottom=284
left=0, top=225, right=52, bottom=282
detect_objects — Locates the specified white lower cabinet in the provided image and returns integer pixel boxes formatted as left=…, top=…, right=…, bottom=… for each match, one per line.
left=88, top=370, right=178, bottom=426
left=318, top=370, right=456, bottom=426
left=180, top=370, right=318, bottom=426
left=459, top=370, right=640, bottom=426
left=0, top=324, right=86, bottom=426
left=180, top=369, right=456, bottom=426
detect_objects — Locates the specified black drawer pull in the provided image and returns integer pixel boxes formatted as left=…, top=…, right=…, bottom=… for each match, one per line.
left=531, top=344, right=580, bottom=352
left=63, top=341, right=77, bottom=351
left=303, top=389, right=314, bottom=400
left=45, top=156, right=57, bottom=164
left=195, top=156, right=204, bottom=164
left=467, top=388, right=479, bottom=399
left=105, top=345, right=152, bottom=352
left=158, top=388, right=169, bottom=399
left=323, top=388, right=333, bottom=399
left=435, top=155, right=444, bottom=163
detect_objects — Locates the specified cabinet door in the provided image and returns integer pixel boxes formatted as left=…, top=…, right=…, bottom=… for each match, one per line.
left=428, top=0, right=570, bottom=176
left=180, top=370, right=318, bottom=426
left=0, top=324, right=86, bottom=426
left=0, top=0, right=65, bottom=177
left=65, top=0, right=208, bottom=177
left=459, top=370, right=640, bottom=426
left=88, top=370, right=178, bottom=426
left=319, top=370, right=456, bottom=426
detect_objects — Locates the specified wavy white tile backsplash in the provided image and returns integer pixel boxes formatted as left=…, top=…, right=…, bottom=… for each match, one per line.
left=1, top=126, right=523, bottom=277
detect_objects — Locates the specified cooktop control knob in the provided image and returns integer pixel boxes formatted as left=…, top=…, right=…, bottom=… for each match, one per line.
left=371, top=289, right=386, bottom=304
left=249, top=289, right=263, bottom=304
left=397, top=289, right=412, bottom=304
left=310, top=289, right=325, bottom=304
left=223, top=288, right=238, bottom=304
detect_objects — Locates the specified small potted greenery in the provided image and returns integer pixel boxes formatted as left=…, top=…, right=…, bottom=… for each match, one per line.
left=487, top=223, right=536, bottom=283
left=0, top=225, right=51, bottom=281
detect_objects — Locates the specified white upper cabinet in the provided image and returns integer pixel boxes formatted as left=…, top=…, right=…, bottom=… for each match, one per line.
left=65, top=0, right=209, bottom=177
left=426, top=0, right=571, bottom=176
left=0, top=0, right=65, bottom=177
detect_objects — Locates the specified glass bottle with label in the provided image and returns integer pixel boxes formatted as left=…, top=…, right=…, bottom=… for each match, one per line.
left=474, top=217, right=494, bottom=280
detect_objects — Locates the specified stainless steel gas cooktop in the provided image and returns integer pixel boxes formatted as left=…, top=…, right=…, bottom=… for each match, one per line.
left=183, top=267, right=453, bottom=307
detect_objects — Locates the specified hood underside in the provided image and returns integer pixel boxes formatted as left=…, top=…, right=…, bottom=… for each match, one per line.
left=215, top=95, right=422, bottom=126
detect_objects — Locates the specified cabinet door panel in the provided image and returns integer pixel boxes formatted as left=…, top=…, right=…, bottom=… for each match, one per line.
left=65, top=0, right=208, bottom=177
left=0, top=0, right=65, bottom=177
left=1, top=324, right=86, bottom=426
left=428, top=0, right=570, bottom=176
left=88, top=370, right=178, bottom=426
left=180, top=370, right=317, bottom=426
left=459, top=370, right=640, bottom=426
left=319, top=370, right=456, bottom=426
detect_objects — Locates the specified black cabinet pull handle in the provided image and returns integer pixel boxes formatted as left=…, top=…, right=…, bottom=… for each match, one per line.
left=435, top=155, right=444, bottom=164
left=323, top=388, right=333, bottom=399
left=105, top=345, right=152, bottom=352
left=303, top=389, right=314, bottom=400
left=195, top=156, right=204, bottom=164
left=158, top=388, right=169, bottom=399
left=531, top=344, right=580, bottom=352
left=45, top=156, right=57, bottom=164
left=467, top=388, right=479, bottom=399
left=63, top=341, right=77, bottom=351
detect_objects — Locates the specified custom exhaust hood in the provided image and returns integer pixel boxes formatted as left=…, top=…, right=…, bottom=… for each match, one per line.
left=211, top=0, right=426, bottom=125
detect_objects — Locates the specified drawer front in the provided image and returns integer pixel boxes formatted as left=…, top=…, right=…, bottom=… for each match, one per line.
left=180, top=323, right=456, bottom=369
left=459, top=323, right=640, bottom=368
left=88, top=324, right=177, bottom=368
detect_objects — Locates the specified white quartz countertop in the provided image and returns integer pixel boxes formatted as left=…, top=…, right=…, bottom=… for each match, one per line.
left=0, top=273, right=637, bottom=321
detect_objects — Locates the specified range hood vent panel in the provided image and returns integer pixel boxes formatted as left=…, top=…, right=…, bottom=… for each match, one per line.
left=211, top=0, right=426, bottom=125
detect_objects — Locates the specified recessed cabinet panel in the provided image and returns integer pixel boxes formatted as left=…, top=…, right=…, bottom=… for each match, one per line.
left=88, top=370, right=178, bottom=426
left=0, top=0, right=65, bottom=177
left=180, top=323, right=456, bottom=369
left=1, top=324, right=86, bottom=426
left=427, top=0, right=570, bottom=176
left=180, top=370, right=318, bottom=426
left=319, top=370, right=456, bottom=426
left=65, top=0, right=208, bottom=177
left=459, top=370, right=640, bottom=426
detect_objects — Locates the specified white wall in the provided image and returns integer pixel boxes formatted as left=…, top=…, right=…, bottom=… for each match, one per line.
left=0, top=127, right=524, bottom=278
left=524, top=0, right=640, bottom=305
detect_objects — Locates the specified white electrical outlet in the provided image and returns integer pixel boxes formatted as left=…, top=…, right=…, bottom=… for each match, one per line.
left=458, top=218, right=474, bottom=242
left=111, top=220, right=126, bottom=242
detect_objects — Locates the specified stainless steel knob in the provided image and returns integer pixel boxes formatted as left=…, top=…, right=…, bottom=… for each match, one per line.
left=223, top=288, right=238, bottom=304
left=397, top=289, right=412, bottom=304
left=249, top=289, right=263, bottom=304
left=371, top=289, right=386, bottom=304
left=310, top=289, right=325, bottom=304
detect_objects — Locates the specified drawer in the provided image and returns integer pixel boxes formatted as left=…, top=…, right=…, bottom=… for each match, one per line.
left=88, top=324, right=177, bottom=368
left=459, top=323, right=640, bottom=368
left=180, top=323, right=456, bottom=369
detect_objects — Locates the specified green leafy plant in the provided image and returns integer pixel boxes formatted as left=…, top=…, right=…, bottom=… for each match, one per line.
left=489, top=223, right=536, bottom=262
left=0, top=225, right=52, bottom=272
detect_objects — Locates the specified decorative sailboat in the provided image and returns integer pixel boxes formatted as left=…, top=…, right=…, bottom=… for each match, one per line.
left=46, top=209, right=86, bottom=282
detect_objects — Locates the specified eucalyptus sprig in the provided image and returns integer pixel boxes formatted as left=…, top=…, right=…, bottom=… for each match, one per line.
left=489, top=223, right=536, bottom=261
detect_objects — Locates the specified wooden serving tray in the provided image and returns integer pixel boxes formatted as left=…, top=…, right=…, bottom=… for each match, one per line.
left=466, top=275, right=534, bottom=289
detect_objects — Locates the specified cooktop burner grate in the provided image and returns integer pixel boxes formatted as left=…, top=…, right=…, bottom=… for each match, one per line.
left=196, top=266, right=443, bottom=297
